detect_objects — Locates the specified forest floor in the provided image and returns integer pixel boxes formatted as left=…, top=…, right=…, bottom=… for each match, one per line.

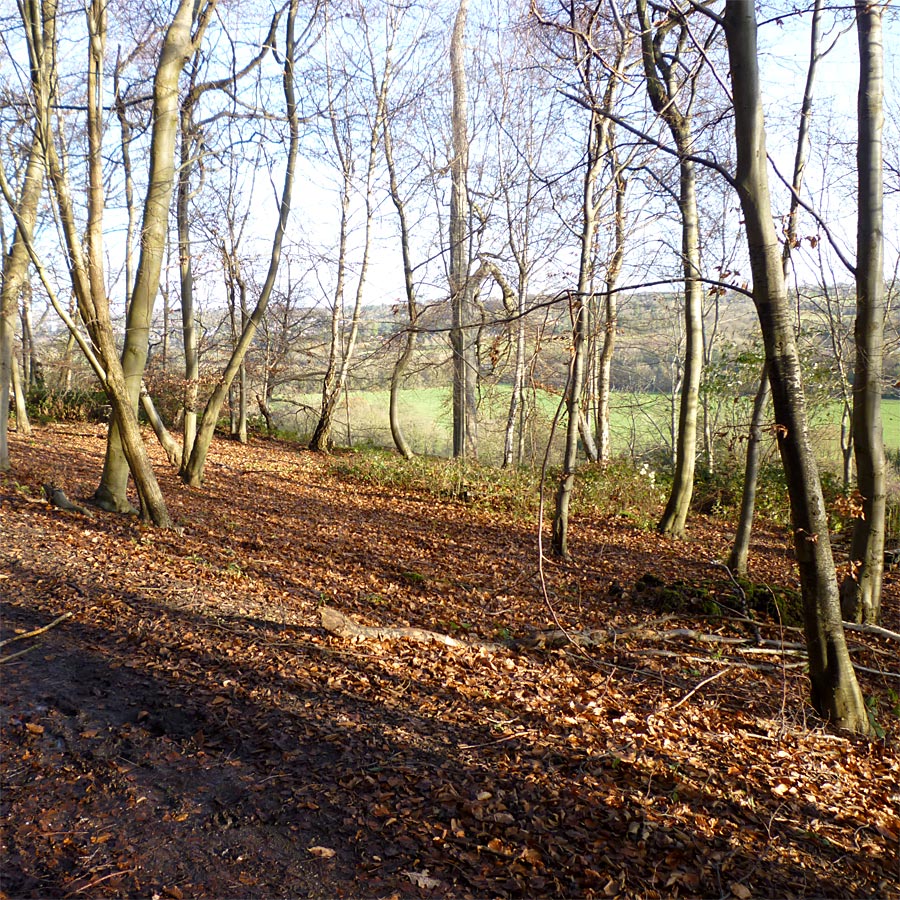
left=1, top=424, right=898, bottom=900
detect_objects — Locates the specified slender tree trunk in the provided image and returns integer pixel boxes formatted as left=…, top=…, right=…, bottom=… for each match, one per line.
left=503, top=267, right=527, bottom=468
left=635, top=0, right=703, bottom=538
left=178, top=99, right=200, bottom=466
left=597, top=171, right=626, bottom=463
left=730, top=0, right=823, bottom=574
left=20, top=294, right=35, bottom=389
left=183, top=0, right=299, bottom=486
left=383, top=107, right=417, bottom=459
left=724, top=0, right=869, bottom=734
left=449, top=0, right=476, bottom=459
left=0, top=121, right=44, bottom=470
left=841, top=0, right=886, bottom=625
left=553, top=291, right=589, bottom=558
left=728, top=362, right=769, bottom=576
left=309, top=184, right=351, bottom=453
left=553, top=106, right=606, bottom=557
left=11, top=357, right=31, bottom=437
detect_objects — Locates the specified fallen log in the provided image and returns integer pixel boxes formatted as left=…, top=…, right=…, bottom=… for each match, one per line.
left=320, top=606, right=489, bottom=649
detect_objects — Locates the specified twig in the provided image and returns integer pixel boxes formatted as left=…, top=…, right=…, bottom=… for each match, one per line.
left=0, top=644, right=39, bottom=664
left=458, top=731, right=533, bottom=751
left=0, top=612, right=73, bottom=648
left=852, top=663, right=900, bottom=680
left=668, top=668, right=732, bottom=712
left=66, top=870, right=136, bottom=896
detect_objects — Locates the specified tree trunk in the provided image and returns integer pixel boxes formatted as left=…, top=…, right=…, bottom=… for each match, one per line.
left=183, top=0, right=299, bottom=486
left=449, top=0, right=476, bottom=459
left=635, top=0, right=703, bottom=538
left=178, top=98, right=200, bottom=465
left=597, top=170, right=626, bottom=464
left=723, top=0, right=869, bottom=734
left=503, top=267, right=528, bottom=468
left=552, top=292, right=589, bottom=558
left=93, top=0, right=212, bottom=516
left=841, top=0, right=886, bottom=625
left=383, top=100, right=417, bottom=460
left=730, top=0, right=823, bottom=575
left=0, top=122, right=44, bottom=470
left=728, top=363, right=769, bottom=576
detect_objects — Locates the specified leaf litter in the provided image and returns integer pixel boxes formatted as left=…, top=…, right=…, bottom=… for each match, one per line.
left=0, top=424, right=897, bottom=899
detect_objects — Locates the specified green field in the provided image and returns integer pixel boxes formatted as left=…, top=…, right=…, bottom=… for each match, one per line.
left=275, top=389, right=900, bottom=470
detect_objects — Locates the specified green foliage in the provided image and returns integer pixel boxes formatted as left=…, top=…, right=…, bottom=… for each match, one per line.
left=574, top=458, right=665, bottom=529
left=330, top=449, right=545, bottom=518
left=27, top=386, right=109, bottom=424
left=330, top=448, right=667, bottom=526
left=689, top=458, right=792, bottom=526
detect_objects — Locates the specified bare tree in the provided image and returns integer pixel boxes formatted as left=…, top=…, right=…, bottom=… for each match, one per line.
left=181, top=0, right=303, bottom=486
left=0, top=1, right=47, bottom=470
left=723, top=0, right=869, bottom=733
left=8, top=0, right=218, bottom=525
left=841, top=0, right=887, bottom=625
left=310, top=3, right=389, bottom=453
left=634, top=0, right=712, bottom=538
left=449, top=0, right=478, bottom=459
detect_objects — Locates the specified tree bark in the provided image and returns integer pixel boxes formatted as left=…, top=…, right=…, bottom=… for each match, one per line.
left=841, top=0, right=886, bottom=625
left=636, top=0, right=703, bottom=539
left=1, top=128, right=44, bottom=470
left=730, top=0, right=822, bottom=577
left=449, top=0, right=477, bottom=459
left=723, top=0, right=869, bottom=733
left=92, top=0, right=215, bottom=516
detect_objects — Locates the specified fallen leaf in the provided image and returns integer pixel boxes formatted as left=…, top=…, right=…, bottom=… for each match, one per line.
left=25, top=723, right=44, bottom=735
left=308, top=846, right=336, bottom=859
left=730, top=882, right=752, bottom=899
left=404, top=870, right=442, bottom=889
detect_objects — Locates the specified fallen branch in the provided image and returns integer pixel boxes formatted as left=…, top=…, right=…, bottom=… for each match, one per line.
left=842, top=621, right=900, bottom=643
left=320, top=606, right=499, bottom=650
left=0, top=611, right=73, bottom=649
left=0, top=644, right=39, bottom=664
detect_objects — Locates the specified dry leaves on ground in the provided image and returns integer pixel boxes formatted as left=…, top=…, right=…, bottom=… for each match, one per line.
left=1, top=425, right=898, bottom=899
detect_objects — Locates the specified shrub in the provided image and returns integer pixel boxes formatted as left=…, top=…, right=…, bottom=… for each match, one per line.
left=27, top=386, right=109, bottom=424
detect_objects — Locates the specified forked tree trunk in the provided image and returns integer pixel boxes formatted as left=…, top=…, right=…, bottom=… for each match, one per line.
left=723, top=0, right=869, bottom=734
left=841, top=0, right=886, bottom=625
left=92, top=0, right=212, bottom=516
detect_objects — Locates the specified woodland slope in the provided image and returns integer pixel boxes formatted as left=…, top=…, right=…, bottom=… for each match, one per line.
left=1, top=425, right=898, bottom=899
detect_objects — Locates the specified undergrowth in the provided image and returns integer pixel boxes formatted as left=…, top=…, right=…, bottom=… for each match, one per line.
left=329, top=449, right=667, bottom=525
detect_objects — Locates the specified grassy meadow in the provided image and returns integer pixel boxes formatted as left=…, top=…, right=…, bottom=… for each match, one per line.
left=275, top=387, right=900, bottom=472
